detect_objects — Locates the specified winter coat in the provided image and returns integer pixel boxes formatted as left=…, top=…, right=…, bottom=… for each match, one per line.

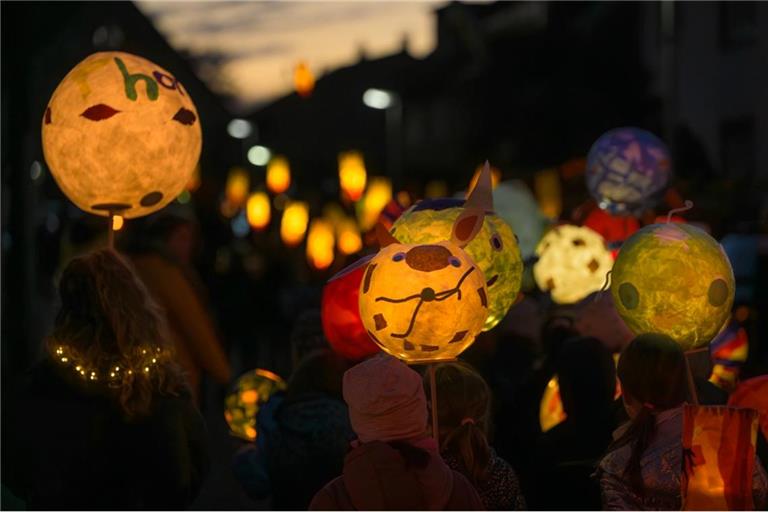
left=309, top=438, right=484, bottom=510
left=596, top=406, right=768, bottom=510
left=3, top=360, right=209, bottom=510
left=232, top=392, right=354, bottom=510
left=443, top=448, right=525, bottom=510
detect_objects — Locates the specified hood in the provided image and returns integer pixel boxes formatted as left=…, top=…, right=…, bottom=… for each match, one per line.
left=342, top=439, right=454, bottom=510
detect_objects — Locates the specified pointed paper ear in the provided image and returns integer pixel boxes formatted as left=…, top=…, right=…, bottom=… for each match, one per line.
left=375, top=222, right=400, bottom=248
left=466, top=160, right=494, bottom=212
left=451, top=207, right=484, bottom=248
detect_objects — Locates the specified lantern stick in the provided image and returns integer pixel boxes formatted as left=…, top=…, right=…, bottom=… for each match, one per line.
left=429, top=363, right=439, bottom=441
left=684, top=348, right=703, bottom=406
left=107, top=213, right=115, bottom=250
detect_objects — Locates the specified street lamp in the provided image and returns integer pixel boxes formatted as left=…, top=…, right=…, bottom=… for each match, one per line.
left=362, top=88, right=402, bottom=188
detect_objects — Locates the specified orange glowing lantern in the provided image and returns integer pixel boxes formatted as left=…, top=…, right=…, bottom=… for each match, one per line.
left=307, top=219, right=335, bottom=270
left=266, top=155, right=291, bottom=194
left=337, top=217, right=362, bottom=255
left=226, top=167, right=250, bottom=208
left=540, top=375, right=567, bottom=432
left=356, top=177, right=392, bottom=231
left=339, top=151, right=367, bottom=201
left=186, top=163, right=202, bottom=192
left=280, top=201, right=308, bottom=247
left=224, top=368, right=286, bottom=441
left=294, top=61, right=315, bottom=98
left=246, top=191, right=271, bottom=230
left=534, top=168, right=562, bottom=220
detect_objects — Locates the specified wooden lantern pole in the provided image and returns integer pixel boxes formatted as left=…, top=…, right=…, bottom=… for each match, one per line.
left=107, top=212, right=115, bottom=249
left=429, top=363, right=439, bottom=441
left=683, top=347, right=707, bottom=406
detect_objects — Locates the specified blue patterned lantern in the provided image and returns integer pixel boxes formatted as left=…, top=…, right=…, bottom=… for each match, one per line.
left=586, top=127, right=671, bottom=215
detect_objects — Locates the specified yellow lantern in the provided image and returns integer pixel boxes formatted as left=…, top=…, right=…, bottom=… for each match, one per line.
left=357, top=177, right=392, bottom=231
left=359, top=208, right=489, bottom=364
left=294, top=61, right=315, bottom=98
left=392, top=164, right=523, bottom=330
left=337, top=217, right=362, bottom=255
left=42, top=52, right=201, bottom=219
left=224, top=368, right=286, bottom=441
left=611, top=223, right=735, bottom=350
left=225, top=167, right=250, bottom=208
left=280, top=201, right=309, bottom=247
left=266, top=155, right=291, bottom=194
left=534, top=168, right=562, bottom=220
left=246, top=191, right=270, bottom=230
left=339, top=151, right=367, bottom=201
left=534, top=225, right=613, bottom=304
left=307, top=219, right=335, bottom=270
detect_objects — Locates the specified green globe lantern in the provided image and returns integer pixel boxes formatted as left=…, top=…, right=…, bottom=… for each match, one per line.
left=611, top=223, right=735, bottom=350
left=224, top=368, right=286, bottom=441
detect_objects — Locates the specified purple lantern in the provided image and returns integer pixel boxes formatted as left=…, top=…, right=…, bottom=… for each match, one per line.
left=586, top=127, right=671, bottom=215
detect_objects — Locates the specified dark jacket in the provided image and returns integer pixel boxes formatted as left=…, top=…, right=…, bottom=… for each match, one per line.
left=4, top=360, right=209, bottom=510
left=443, top=449, right=525, bottom=510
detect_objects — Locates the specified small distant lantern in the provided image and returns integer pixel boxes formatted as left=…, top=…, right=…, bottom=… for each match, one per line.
left=307, top=219, right=335, bottom=270
left=540, top=375, right=567, bottom=433
left=225, top=167, right=250, bottom=208
left=533, top=225, right=613, bottom=305
left=246, top=191, right=271, bottom=230
left=611, top=223, right=735, bottom=350
left=534, top=168, right=562, bottom=220
left=337, top=217, right=362, bottom=255
left=280, top=201, right=309, bottom=247
left=322, top=258, right=380, bottom=361
left=356, top=176, right=392, bottom=231
left=294, top=61, right=315, bottom=98
left=42, top=51, right=201, bottom=219
left=224, top=368, right=286, bottom=441
left=266, top=155, right=291, bottom=194
left=586, top=127, right=671, bottom=215
left=339, top=151, right=367, bottom=201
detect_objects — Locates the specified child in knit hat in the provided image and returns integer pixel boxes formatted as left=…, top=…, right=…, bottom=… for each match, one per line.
left=310, top=353, right=483, bottom=510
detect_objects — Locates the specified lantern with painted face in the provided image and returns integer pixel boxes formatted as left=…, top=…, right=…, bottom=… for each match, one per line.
left=224, top=368, right=286, bottom=441
left=534, top=225, right=614, bottom=304
left=42, top=52, right=201, bottom=218
left=611, top=223, right=735, bottom=350
left=392, top=165, right=523, bottom=330
left=359, top=208, right=489, bottom=363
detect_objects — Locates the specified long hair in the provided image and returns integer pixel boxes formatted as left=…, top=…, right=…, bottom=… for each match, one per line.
left=425, top=361, right=492, bottom=483
left=607, top=333, right=687, bottom=492
left=47, top=249, right=186, bottom=419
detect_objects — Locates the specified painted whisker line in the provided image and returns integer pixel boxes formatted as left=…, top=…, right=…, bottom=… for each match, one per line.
left=390, top=300, right=424, bottom=339
left=375, top=293, right=422, bottom=304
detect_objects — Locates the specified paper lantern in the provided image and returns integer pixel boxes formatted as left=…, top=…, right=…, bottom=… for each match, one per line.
left=586, top=127, right=671, bottom=215
left=337, top=217, right=362, bottom=255
left=728, top=376, right=768, bottom=440
left=246, top=191, right=270, bottom=230
left=534, top=225, right=613, bottom=304
left=339, top=151, right=367, bottom=201
left=294, top=61, right=315, bottom=98
left=393, top=166, right=523, bottom=330
left=359, top=206, right=489, bottom=363
left=307, top=219, right=335, bottom=270
left=611, top=223, right=735, bottom=350
left=492, top=180, right=549, bottom=261
left=226, top=167, right=250, bottom=208
left=540, top=375, right=567, bottom=433
left=224, top=368, right=286, bottom=441
left=708, top=320, right=748, bottom=390
left=42, top=52, right=201, bottom=219
left=582, top=206, right=639, bottom=257
left=280, top=201, right=308, bottom=247
left=356, top=177, right=392, bottom=231
left=266, top=155, right=291, bottom=194
left=534, top=168, right=562, bottom=220
left=322, top=257, right=380, bottom=361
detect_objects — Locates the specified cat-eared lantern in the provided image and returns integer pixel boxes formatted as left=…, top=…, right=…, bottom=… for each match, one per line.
left=359, top=201, right=489, bottom=364
left=611, top=223, right=735, bottom=351
left=42, top=51, right=202, bottom=219
left=224, top=368, right=286, bottom=441
left=391, top=163, right=523, bottom=330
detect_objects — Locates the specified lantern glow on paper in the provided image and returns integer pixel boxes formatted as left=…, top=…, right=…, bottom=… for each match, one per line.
left=534, top=225, right=613, bottom=305
left=540, top=375, right=567, bottom=433
left=357, top=177, right=392, bottom=231
left=42, top=52, right=202, bottom=218
left=307, top=219, right=335, bottom=270
left=294, top=61, right=315, bottom=98
left=280, top=201, right=309, bottom=247
left=266, top=156, right=291, bottom=194
left=586, top=127, right=671, bottom=215
left=339, top=151, right=367, bottom=201
left=611, top=223, right=735, bottom=350
left=224, top=368, right=286, bottom=441
left=393, top=174, right=523, bottom=331
left=246, top=192, right=271, bottom=230
left=337, top=218, right=362, bottom=255
left=322, top=258, right=380, bottom=361
left=226, top=167, right=250, bottom=208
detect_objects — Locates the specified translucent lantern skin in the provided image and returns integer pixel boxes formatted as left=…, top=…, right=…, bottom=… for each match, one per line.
left=42, top=52, right=202, bottom=218
left=224, top=369, right=286, bottom=441
left=611, top=223, right=735, bottom=351
left=392, top=199, right=523, bottom=330
left=358, top=241, right=488, bottom=363
left=534, top=225, right=614, bottom=305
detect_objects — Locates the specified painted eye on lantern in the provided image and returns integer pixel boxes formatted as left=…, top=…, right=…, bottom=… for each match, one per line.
left=707, top=278, right=729, bottom=307
left=618, top=282, right=639, bottom=310
left=392, top=252, right=406, bottom=262
left=172, top=107, right=197, bottom=125
left=490, top=233, right=503, bottom=251
left=81, top=104, right=120, bottom=121
left=449, top=256, right=461, bottom=267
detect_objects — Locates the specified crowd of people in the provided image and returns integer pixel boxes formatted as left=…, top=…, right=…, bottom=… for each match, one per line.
left=3, top=215, right=768, bottom=510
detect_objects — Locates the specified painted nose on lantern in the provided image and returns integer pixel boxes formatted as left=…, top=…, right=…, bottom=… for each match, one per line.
left=405, top=245, right=453, bottom=272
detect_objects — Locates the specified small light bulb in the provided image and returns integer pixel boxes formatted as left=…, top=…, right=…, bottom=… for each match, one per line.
left=144, top=367, right=149, bottom=373
left=115, top=366, right=120, bottom=371
left=110, top=372, right=115, bottom=378
left=152, top=358, right=157, bottom=363
left=61, top=357, right=68, bottom=363
left=75, top=365, right=81, bottom=371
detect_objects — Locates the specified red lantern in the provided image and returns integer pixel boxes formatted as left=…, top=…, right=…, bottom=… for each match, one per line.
left=728, top=376, right=768, bottom=440
left=321, top=256, right=380, bottom=361
left=583, top=206, right=639, bottom=258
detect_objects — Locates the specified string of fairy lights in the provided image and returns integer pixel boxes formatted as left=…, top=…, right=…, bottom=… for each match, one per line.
left=52, top=344, right=167, bottom=383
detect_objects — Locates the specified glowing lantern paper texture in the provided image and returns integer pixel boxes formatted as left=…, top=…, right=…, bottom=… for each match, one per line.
left=246, top=192, right=271, bottom=230
left=266, top=156, right=291, bottom=194
left=393, top=166, right=523, bottom=330
left=224, top=368, right=286, bottom=441
left=611, top=223, right=735, bottom=350
left=534, top=225, right=613, bottom=305
left=42, top=52, right=201, bottom=219
left=322, top=258, right=380, bottom=361
left=338, top=151, right=367, bottom=201
left=280, top=201, right=309, bottom=247
left=586, top=127, right=671, bottom=215
left=307, top=219, right=335, bottom=270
